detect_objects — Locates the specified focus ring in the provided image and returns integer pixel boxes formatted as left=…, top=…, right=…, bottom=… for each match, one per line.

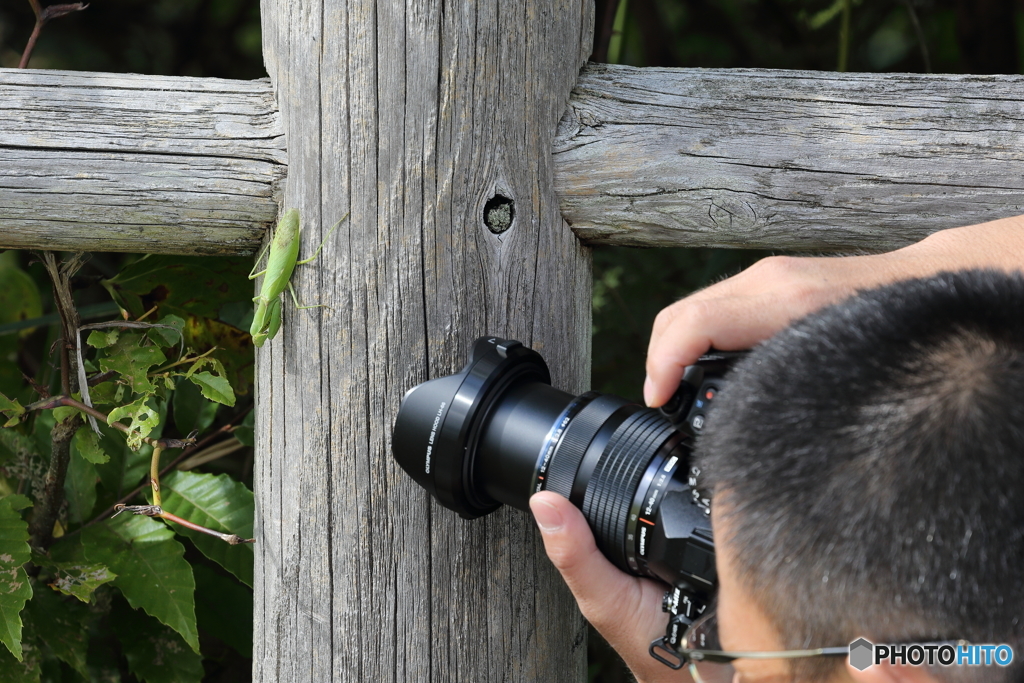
left=583, top=409, right=676, bottom=569
left=544, top=395, right=627, bottom=499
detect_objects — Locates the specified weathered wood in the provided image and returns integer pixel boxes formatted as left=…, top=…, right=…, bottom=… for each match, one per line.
left=555, top=64, right=1024, bottom=251
left=0, top=68, right=284, bottom=255
left=254, top=1, right=593, bottom=682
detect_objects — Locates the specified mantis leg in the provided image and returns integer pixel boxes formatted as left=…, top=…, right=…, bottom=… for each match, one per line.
left=288, top=282, right=333, bottom=311
left=248, top=238, right=273, bottom=280
left=295, top=212, right=350, bottom=266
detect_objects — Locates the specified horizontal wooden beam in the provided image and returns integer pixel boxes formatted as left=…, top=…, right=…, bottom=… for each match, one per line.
left=0, top=68, right=284, bottom=255
left=554, top=64, right=1024, bottom=251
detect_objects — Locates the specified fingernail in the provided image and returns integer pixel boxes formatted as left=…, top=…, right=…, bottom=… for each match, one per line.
left=532, top=499, right=564, bottom=533
left=643, top=375, right=654, bottom=406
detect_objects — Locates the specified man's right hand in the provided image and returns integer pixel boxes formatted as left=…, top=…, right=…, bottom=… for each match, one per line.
left=644, top=218, right=1024, bottom=408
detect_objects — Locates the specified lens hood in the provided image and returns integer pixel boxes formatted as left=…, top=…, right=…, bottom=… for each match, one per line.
left=392, top=337, right=551, bottom=518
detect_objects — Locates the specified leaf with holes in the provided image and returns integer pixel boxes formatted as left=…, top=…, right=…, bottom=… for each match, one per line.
left=156, top=471, right=254, bottom=587
left=72, top=427, right=109, bottom=465
left=45, top=561, right=116, bottom=604
left=107, top=397, right=160, bottom=451
left=82, top=516, right=198, bottom=652
left=0, top=496, right=32, bottom=661
left=98, top=332, right=166, bottom=396
left=0, top=391, right=24, bottom=429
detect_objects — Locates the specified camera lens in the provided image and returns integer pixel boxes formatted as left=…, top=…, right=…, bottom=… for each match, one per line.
left=392, top=337, right=717, bottom=586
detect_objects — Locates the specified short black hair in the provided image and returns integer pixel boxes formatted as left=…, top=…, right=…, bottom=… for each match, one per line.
left=699, top=269, right=1024, bottom=682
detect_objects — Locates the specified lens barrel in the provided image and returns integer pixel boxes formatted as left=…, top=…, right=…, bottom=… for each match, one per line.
left=392, top=336, right=729, bottom=589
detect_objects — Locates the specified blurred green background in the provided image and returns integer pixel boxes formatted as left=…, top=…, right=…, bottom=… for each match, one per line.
left=3, top=0, right=1023, bottom=681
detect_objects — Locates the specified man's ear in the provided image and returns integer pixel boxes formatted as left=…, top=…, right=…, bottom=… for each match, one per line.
left=846, top=660, right=943, bottom=683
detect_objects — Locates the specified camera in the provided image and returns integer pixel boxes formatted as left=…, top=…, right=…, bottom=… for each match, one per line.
left=391, top=336, right=738, bottom=668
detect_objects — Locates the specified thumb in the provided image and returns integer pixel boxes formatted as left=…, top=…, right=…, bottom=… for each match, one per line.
left=529, top=492, right=647, bottom=632
left=531, top=492, right=684, bottom=683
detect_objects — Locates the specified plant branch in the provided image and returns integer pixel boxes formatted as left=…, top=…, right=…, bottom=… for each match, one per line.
left=150, top=346, right=217, bottom=375
left=24, top=395, right=195, bottom=451
left=18, top=1, right=89, bottom=69
left=837, top=0, right=852, bottom=72
left=150, top=446, right=163, bottom=507
left=70, top=416, right=246, bottom=536
left=27, top=413, right=81, bottom=548
left=113, top=504, right=254, bottom=545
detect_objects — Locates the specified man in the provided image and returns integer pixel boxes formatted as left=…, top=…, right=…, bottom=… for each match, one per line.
left=531, top=218, right=1024, bottom=683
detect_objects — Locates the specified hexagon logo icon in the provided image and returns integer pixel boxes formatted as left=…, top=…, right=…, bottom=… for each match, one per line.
left=849, top=638, right=874, bottom=671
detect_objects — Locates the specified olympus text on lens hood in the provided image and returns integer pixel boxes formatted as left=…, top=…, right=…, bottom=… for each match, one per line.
left=391, top=336, right=740, bottom=668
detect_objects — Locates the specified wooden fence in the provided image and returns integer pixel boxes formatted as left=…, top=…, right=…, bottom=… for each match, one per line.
left=3, top=1, right=1024, bottom=680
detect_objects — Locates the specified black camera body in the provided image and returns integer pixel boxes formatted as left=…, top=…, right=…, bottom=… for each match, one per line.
left=391, top=336, right=738, bottom=668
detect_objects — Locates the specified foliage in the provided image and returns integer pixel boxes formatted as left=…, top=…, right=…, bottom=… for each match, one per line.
left=0, top=251, right=255, bottom=683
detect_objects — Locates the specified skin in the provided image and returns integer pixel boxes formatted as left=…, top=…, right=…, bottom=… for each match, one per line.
left=643, top=216, right=1024, bottom=407
left=532, top=216, right=1024, bottom=682
left=531, top=491, right=942, bottom=683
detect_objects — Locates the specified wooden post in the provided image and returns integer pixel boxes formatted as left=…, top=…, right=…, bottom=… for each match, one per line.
left=255, top=1, right=593, bottom=681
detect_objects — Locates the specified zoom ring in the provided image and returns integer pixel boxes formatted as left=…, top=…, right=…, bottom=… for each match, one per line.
left=544, top=395, right=627, bottom=499
left=582, top=409, right=676, bottom=570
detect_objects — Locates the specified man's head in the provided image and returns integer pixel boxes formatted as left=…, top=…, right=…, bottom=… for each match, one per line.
left=698, top=269, right=1024, bottom=682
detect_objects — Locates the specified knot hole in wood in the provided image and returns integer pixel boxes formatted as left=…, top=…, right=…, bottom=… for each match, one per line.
left=483, top=194, right=515, bottom=234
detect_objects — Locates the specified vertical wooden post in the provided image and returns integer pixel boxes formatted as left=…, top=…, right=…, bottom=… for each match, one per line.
left=255, top=1, right=594, bottom=680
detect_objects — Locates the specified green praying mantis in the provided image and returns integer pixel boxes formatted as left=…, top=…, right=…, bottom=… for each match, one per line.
left=249, top=208, right=349, bottom=346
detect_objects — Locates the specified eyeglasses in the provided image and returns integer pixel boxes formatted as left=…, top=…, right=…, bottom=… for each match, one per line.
left=650, top=610, right=849, bottom=683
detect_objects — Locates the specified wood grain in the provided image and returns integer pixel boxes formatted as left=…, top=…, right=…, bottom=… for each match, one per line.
left=0, top=68, right=284, bottom=255
left=555, top=64, right=1024, bottom=251
left=255, top=1, right=593, bottom=681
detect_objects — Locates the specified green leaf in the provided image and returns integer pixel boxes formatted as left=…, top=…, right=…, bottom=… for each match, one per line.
left=187, top=371, right=235, bottom=407
left=0, top=496, right=33, bottom=661
left=234, top=410, right=255, bottom=448
left=94, top=432, right=149, bottom=500
left=50, top=406, right=76, bottom=424
left=193, top=564, right=252, bottom=658
left=0, top=391, right=24, bottom=428
left=111, top=598, right=203, bottom=683
left=81, top=516, right=198, bottom=652
left=0, top=637, right=40, bottom=683
left=23, top=583, right=88, bottom=678
left=45, top=562, right=116, bottom=604
left=88, top=381, right=119, bottom=407
left=147, top=315, right=185, bottom=348
left=63, top=447, right=97, bottom=525
left=0, top=254, right=42, bottom=336
left=101, top=255, right=252, bottom=321
left=157, top=471, right=254, bottom=587
left=86, top=329, right=119, bottom=349
left=172, top=379, right=218, bottom=435
left=1, top=497, right=30, bottom=512
left=807, top=0, right=845, bottom=29
left=34, top=542, right=115, bottom=603
left=72, top=427, right=109, bottom=466
left=107, top=397, right=160, bottom=451
left=98, top=332, right=167, bottom=396
left=182, top=316, right=254, bottom=399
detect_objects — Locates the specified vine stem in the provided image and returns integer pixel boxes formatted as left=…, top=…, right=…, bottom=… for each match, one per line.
left=837, top=0, right=852, bottom=72
left=23, top=395, right=195, bottom=451
left=18, top=0, right=89, bottom=69
left=113, top=504, right=254, bottom=545
left=150, top=445, right=163, bottom=507
left=67, top=416, right=247, bottom=537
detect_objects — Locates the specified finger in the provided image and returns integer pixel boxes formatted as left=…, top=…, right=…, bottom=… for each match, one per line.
left=643, top=295, right=788, bottom=407
left=530, top=492, right=642, bottom=627
left=647, top=277, right=743, bottom=357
